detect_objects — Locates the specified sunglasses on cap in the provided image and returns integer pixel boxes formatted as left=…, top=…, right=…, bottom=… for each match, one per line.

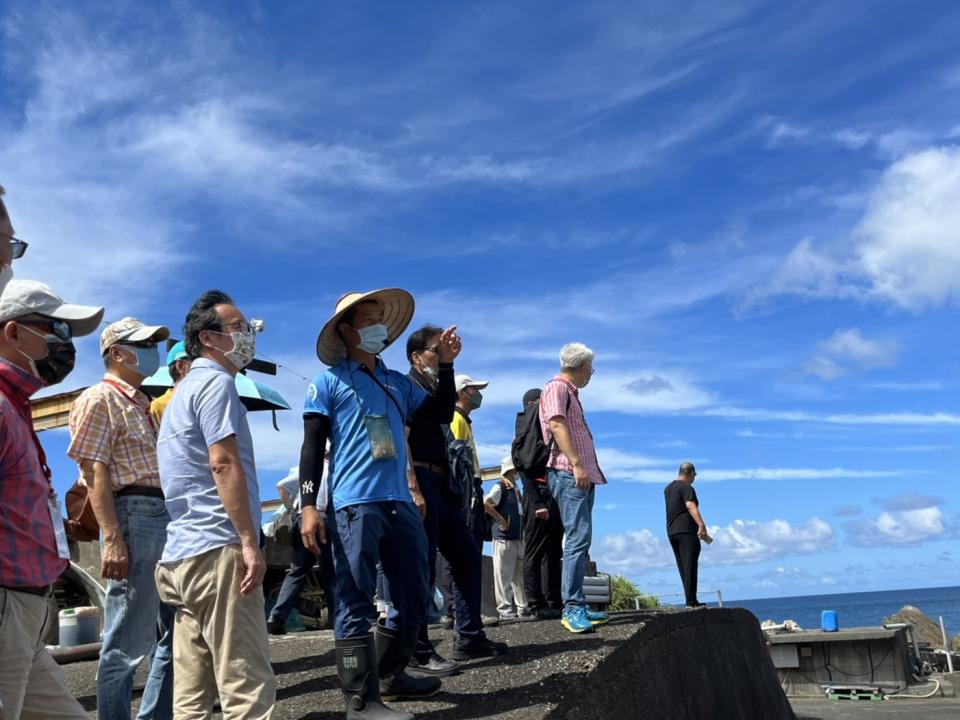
left=19, top=317, right=72, bottom=341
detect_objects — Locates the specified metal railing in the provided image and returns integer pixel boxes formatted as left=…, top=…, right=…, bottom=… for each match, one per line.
left=641, top=589, right=724, bottom=609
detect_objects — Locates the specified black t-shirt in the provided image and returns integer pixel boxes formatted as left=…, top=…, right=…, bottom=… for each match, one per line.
left=664, top=480, right=699, bottom=535
left=406, top=365, right=457, bottom=469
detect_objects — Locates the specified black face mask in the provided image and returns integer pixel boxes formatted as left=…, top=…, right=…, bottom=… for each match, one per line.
left=36, top=340, right=76, bottom=386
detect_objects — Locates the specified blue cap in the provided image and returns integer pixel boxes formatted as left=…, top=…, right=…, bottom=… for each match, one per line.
left=166, top=341, right=188, bottom=366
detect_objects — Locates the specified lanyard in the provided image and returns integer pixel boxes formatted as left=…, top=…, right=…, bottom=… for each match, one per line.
left=103, top=379, right=158, bottom=434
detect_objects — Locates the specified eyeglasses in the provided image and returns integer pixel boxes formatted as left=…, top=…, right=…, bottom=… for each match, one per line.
left=216, top=321, right=254, bottom=334
left=20, top=318, right=72, bottom=341
left=1, top=233, right=28, bottom=259
left=423, top=344, right=441, bottom=354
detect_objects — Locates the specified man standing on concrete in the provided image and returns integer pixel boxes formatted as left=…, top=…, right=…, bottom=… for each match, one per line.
left=540, top=343, right=609, bottom=634
left=299, top=289, right=446, bottom=719
left=516, top=388, right=564, bottom=620
left=155, top=290, right=275, bottom=718
left=68, top=317, right=171, bottom=720
left=405, top=325, right=506, bottom=673
left=0, top=279, right=103, bottom=719
left=484, top=457, right=528, bottom=620
left=665, top=463, right=710, bottom=608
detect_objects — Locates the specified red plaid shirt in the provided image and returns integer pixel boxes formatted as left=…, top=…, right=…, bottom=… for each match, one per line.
left=0, top=358, right=68, bottom=587
left=539, top=376, right=607, bottom=485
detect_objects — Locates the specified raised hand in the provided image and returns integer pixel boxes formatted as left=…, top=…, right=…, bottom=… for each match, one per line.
left=438, top=325, right=462, bottom=363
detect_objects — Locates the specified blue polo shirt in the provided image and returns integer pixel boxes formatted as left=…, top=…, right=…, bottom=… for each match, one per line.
left=305, top=358, right=425, bottom=511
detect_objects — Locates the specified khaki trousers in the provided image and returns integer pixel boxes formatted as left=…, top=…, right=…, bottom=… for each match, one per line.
left=155, top=545, right=275, bottom=720
left=0, top=587, right=88, bottom=720
left=492, top=538, right=528, bottom=616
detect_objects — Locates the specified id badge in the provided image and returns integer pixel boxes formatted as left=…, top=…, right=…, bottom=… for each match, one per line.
left=364, top=414, right=398, bottom=460
left=48, top=497, right=71, bottom=560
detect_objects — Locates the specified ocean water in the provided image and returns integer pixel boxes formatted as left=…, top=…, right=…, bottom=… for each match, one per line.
left=719, top=585, right=960, bottom=634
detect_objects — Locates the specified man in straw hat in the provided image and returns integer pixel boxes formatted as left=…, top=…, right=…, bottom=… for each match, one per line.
left=300, top=289, right=462, bottom=719
left=0, top=279, right=103, bottom=719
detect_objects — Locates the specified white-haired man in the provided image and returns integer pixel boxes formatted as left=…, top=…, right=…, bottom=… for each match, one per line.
left=538, top=343, right=608, bottom=634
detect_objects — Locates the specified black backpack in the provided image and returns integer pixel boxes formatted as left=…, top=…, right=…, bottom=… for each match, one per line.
left=511, top=388, right=570, bottom=478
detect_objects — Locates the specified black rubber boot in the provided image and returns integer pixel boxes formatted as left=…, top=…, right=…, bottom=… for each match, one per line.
left=336, top=635, right=413, bottom=720
left=375, top=623, right=442, bottom=701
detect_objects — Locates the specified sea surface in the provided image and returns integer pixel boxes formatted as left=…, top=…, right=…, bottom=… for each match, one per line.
left=717, top=585, right=960, bottom=633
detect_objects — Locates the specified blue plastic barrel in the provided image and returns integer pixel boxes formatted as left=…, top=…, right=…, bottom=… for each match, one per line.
left=821, top=609, right=839, bottom=632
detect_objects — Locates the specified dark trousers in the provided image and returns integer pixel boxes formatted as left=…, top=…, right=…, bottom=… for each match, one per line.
left=270, top=516, right=336, bottom=627
left=522, top=484, right=563, bottom=611
left=439, top=480, right=485, bottom=618
left=329, top=500, right=429, bottom=639
left=669, top=533, right=701, bottom=605
left=401, top=468, right=485, bottom=659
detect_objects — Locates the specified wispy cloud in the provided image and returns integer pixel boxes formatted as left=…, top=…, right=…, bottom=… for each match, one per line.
left=596, top=515, right=836, bottom=575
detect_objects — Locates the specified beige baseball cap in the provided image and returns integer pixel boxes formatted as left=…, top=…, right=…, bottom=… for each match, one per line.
left=100, top=317, right=170, bottom=356
left=455, top=374, right=489, bottom=393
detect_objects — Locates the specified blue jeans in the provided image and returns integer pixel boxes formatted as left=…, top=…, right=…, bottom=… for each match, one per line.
left=329, top=501, right=429, bottom=639
left=548, top=470, right=595, bottom=612
left=135, top=602, right=174, bottom=720
left=97, top=495, right=171, bottom=720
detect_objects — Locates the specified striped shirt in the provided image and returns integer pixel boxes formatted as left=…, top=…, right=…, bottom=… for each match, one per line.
left=539, top=376, right=607, bottom=485
left=68, top=374, right=160, bottom=491
left=0, top=358, right=67, bottom=587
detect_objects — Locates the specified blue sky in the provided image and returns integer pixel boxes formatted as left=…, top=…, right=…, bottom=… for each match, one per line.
left=2, top=0, right=958, bottom=601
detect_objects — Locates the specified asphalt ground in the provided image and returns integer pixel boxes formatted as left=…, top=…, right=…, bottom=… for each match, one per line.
left=58, top=612, right=957, bottom=719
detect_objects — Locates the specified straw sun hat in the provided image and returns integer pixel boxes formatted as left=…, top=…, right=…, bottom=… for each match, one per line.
left=315, top=288, right=415, bottom=366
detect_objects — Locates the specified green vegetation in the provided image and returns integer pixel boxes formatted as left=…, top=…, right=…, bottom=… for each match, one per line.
left=608, top=574, right=659, bottom=611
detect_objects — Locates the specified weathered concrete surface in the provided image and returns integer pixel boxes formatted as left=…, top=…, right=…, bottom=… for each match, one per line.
left=59, top=608, right=793, bottom=719
left=792, top=697, right=958, bottom=719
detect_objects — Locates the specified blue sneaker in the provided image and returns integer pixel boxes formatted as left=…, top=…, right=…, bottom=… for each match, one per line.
left=585, top=609, right=609, bottom=626
left=561, top=606, right=594, bottom=634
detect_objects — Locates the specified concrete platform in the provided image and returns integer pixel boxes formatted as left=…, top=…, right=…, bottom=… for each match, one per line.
left=60, top=608, right=794, bottom=719
left=791, top=697, right=957, bottom=719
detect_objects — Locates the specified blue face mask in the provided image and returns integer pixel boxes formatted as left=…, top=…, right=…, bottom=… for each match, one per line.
left=356, top=323, right=389, bottom=354
left=119, top=345, right=161, bottom=378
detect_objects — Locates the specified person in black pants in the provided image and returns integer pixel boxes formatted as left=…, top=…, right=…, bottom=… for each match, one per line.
left=519, top=389, right=564, bottom=619
left=664, top=462, right=711, bottom=608
left=403, top=324, right=507, bottom=674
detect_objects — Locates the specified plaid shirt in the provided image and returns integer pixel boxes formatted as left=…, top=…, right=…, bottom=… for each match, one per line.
left=539, top=376, right=607, bottom=485
left=68, top=374, right=160, bottom=491
left=0, top=358, right=68, bottom=587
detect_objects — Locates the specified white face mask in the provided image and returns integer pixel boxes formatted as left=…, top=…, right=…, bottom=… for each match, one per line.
left=0, top=263, right=12, bottom=294
left=356, top=323, right=389, bottom=354
left=211, top=330, right=256, bottom=370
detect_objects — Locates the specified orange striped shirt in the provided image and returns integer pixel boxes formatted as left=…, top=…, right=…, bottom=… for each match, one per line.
left=68, top=374, right=160, bottom=491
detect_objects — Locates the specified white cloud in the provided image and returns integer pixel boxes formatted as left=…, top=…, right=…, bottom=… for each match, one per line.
left=595, top=515, right=836, bottom=575
left=845, top=507, right=948, bottom=548
left=706, top=406, right=960, bottom=427
left=615, top=466, right=905, bottom=484
left=746, top=145, right=960, bottom=311
left=805, top=356, right=846, bottom=381
left=820, top=328, right=899, bottom=369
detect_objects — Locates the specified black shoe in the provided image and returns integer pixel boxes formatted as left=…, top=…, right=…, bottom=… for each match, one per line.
left=452, top=636, right=508, bottom=661
left=408, top=652, right=461, bottom=677
left=267, top=619, right=288, bottom=636
left=336, top=634, right=411, bottom=719
left=535, top=608, right=562, bottom=620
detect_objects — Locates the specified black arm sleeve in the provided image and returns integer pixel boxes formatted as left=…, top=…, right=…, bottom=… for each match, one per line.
left=412, top=362, right=456, bottom=424
left=299, top=414, right=331, bottom=509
